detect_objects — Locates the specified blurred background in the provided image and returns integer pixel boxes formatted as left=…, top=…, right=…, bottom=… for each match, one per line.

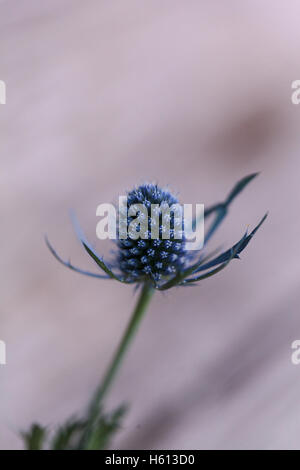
left=1, top=0, right=300, bottom=450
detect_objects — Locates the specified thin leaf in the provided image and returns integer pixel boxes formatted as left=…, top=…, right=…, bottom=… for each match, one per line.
left=70, top=211, right=133, bottom=284
left=81, top=242, right=133, bottom=283
left=198, top=173, right=259, bottom=244
left=225, top=173, right=259, bottom=206
left=181, top=233, right=248, bottom=284
left=194, top=213, right=268, bottom=273
left=204, top=205, right=227, bottom=244
left=45, top=236, right=109, bottom=279
left=180, top=256, right=236, bottom=284
left=158, top=212, right=267, bottom=290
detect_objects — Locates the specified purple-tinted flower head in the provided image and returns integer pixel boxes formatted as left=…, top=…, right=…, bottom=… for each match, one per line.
left=117, top=184, right=186, bottom=283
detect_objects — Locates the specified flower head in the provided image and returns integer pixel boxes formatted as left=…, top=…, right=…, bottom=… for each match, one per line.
left=117, top=184, right=187, bottom=283
left=46, top=174, right=267, bottom=290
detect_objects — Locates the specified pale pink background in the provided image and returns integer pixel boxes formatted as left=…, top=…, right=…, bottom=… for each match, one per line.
left=1, top=0, right=300, bottom=449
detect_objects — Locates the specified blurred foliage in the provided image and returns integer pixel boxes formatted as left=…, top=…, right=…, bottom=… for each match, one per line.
left=22, top=405, right=127, bottom=450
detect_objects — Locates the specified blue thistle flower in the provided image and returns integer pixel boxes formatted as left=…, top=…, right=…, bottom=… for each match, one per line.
left=116, top=184, right=187, bottom=283
left=46, top=174, right=268, bottom=290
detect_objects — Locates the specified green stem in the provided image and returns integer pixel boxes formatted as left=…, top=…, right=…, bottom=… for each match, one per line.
left=83, top=281, right=154, bottom=445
